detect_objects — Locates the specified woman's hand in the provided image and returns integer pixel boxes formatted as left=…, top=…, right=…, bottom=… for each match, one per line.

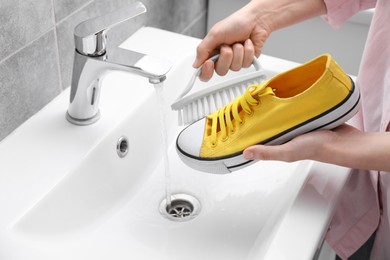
left=193, top=0, right=328, bottom=81
left=243, top=126, right=346, bottom=162
left=193, top=4, right=271, bottom=81
left=243, top=124, right=390, bottom=172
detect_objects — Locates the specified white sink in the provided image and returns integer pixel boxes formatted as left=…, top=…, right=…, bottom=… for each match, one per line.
left=0, top=27, right=350, bottom=260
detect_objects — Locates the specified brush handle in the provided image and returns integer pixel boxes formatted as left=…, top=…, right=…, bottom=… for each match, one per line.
left=177, top=54, right=262, bottom=99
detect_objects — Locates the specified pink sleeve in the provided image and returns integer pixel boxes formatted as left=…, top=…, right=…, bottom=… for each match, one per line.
left=322, top=0, right=377, bottom=28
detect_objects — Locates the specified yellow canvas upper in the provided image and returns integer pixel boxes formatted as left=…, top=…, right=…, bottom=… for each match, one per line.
left=199, top=54, right=353, bottom=158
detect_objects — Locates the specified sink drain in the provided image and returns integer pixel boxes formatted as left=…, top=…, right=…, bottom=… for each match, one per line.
left=159, top=194, right=201, bottom=222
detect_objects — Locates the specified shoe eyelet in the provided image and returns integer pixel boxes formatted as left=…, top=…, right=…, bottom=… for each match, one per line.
left=221, top=136, right=229, bottom=142
left=230, top=130, right=235, bottom=135
left=211, top=142, right=217, bottom=148
left=239, top=120, right=245, bottom=126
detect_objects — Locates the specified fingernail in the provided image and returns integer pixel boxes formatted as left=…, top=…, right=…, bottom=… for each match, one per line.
left=204, top=61, right=211, bottom=70
left=244, top=151, right=254, bottom=160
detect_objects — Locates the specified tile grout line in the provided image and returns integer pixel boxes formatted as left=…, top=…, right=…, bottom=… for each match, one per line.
left=54, top=0, right=94, bottom=90
left=0, top=28, right=54, bottom=65
left=55, top=0, right=94, bottom=26
left=180, top=10, right=208, bottom=35
left=0, top=0, right=94, bottom=66
left=50, top=0, right=64, bottom=92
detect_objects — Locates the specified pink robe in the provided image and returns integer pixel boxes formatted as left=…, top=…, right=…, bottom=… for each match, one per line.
left=323, top=0, right=390, bottom=259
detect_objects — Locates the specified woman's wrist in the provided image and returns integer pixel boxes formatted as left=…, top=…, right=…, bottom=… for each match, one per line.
left=312, top=127, right=390, bottom=172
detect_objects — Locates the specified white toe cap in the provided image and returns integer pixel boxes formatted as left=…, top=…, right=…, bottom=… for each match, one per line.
left=176, top=118, right=206, bottom=157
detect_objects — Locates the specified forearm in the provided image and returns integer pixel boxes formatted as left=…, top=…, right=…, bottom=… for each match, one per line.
left=318, top=131, right=390, bottom=172
left=248, top=0, right=327, bottom=32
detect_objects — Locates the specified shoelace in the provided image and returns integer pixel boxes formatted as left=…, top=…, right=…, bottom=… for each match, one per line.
left=208, top=84, right=275, bottom=146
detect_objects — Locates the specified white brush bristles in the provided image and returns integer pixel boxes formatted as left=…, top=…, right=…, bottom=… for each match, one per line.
left=171, top=54, right=267, bottom=126
left=177, top=76, right=265, bottom=126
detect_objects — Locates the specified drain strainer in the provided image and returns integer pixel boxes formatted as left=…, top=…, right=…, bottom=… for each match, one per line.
left=159, top=194, right=201, bottom=222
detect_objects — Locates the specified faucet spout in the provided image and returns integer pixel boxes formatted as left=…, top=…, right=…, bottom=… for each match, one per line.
left=66, top=49, right=170, bottom=126
left=66, top=2, right=171, bottom=126
left=106, top=48, right=170, bottom=82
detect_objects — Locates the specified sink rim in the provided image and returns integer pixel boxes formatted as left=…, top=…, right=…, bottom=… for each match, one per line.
left=0, top=27, right=352, bottom=260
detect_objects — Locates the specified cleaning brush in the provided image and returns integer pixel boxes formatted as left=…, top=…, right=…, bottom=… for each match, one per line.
left=171, top=55, right=267, bottom=125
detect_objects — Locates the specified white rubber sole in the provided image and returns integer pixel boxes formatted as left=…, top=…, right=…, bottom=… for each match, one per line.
left=176, top=78, right=361, bottom=174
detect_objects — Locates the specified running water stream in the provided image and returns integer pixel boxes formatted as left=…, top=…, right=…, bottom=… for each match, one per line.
left=153, top=82, right=172, bottom=207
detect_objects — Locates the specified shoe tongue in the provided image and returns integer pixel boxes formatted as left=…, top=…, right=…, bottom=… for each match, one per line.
left=248, top=84, right=275, bottom=100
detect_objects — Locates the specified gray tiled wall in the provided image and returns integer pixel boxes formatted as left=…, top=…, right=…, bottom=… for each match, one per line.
left=0, top=0, right=208, bottom=141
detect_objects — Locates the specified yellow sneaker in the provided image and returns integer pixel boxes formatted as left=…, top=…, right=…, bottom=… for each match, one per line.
left=176, top=54, right=360, bottom=173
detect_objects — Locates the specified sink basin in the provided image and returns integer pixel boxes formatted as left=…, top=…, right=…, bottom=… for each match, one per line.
left=0, top=27, right=351, bottom=260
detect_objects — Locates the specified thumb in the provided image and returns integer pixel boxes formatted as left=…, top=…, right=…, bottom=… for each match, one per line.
left=243, top=144, right=296, bottom=162
left=193, top=47, right=212, bottom=69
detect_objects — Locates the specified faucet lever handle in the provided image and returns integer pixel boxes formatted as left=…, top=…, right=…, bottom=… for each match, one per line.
left=74, top=1, right=146, bottom=56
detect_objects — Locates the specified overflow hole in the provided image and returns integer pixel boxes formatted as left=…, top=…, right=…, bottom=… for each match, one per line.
left=117, top=136, right=129, bottom=158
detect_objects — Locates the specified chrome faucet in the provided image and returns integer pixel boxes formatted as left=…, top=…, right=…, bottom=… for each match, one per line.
left=66, top=2, right=171, bottom=125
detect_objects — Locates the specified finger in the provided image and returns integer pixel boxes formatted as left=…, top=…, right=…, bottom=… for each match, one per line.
left=215, top=45, right=233, bottom=76
left=193, top=28, right=225, bottom=68
left=199, top=60, right=215, bottom=81
left=230, top=43, right=244, bottom=71
left=243, top=144, right=296, bottom=162
left=332, top=123, right=359, bottom=134
left=242, top=39, right=255, bottom=68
